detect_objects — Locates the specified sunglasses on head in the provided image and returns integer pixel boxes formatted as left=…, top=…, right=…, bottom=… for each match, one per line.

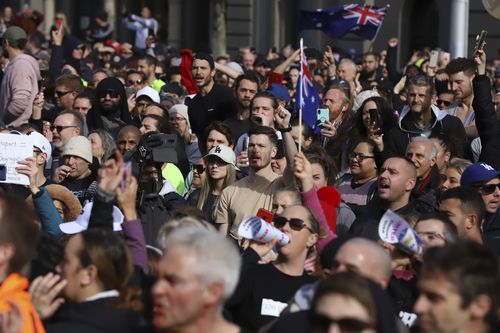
left=478, top=183, right=500, bottom=195
left=312, top=314, right=374, bottom=332
left=437, top=99, right=452, bottom=107
left=99, top=89, right=119, bottom=99
left=192, top=164, right=205, bottom=174
left=272, top=215, right=314, bottom=233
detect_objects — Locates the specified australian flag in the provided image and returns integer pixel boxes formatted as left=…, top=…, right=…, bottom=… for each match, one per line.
left=299, top=4, right=388, bottom=41
left=296, top=39, right=321, bottom=134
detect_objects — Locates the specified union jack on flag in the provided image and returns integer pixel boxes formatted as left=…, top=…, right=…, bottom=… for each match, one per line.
left=299, top=4, right=388, bottom=41
left=296, top=38, right=321, bottom=133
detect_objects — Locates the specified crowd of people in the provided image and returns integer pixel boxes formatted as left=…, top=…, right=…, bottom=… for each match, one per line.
left=0, top=3, right=500, bottom=333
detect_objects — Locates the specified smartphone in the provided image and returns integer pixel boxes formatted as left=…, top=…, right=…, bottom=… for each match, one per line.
left=242, top=137, right=249, bottom=152
left=316, top=108, right=329, bottom=127
left=429, top=50, right=439, bottom=67
left=0, top=165, right=6, bottom=181
left=369, top=109, right=379, bottom=125
left=125, top=87, right=134, bottom=98
left=257, top=208, right=274, bottom=224
left=473, top=30, right=487, bottom=57
left=120, top=161, right=132, bottom=192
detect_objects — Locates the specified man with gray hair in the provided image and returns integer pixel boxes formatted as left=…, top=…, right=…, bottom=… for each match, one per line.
left=152, top=227, right=243, bottom=333
left=384, top=75, right=467, bottom=158
left=406, top=136, right=441, bottom=198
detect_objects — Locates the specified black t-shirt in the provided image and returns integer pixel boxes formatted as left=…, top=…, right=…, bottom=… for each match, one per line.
left=185, top=84, right=238, bottom=137
left=224, top=116, right=250, bottom=146
left=226, top=253, right=317, bottom=332
left=61, top=174, right=96, bottom=204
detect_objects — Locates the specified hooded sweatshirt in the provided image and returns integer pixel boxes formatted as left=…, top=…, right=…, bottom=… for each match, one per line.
left=0, top=54, right=41, bottom=127
left=384, top=104, right=468, bottom=158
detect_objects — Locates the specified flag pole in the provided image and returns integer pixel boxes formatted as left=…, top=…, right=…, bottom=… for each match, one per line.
left=298, top=38, right=303, bottom=154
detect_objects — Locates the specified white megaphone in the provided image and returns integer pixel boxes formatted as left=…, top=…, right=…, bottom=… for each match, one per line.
left=237, top=216, right=290, bottom=245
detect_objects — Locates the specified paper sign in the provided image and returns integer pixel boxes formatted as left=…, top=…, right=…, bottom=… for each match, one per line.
left=0, top=134, right=32, bottom=185
left=378, top=210, right=423, bottom=255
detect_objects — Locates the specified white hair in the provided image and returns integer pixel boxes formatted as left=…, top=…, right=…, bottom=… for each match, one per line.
left=160, top=226, right=241, bottom=301
left=408, top=136, right=438, bottom=160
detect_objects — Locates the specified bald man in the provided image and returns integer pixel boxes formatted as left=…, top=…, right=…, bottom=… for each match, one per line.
left=117, top=125, right=141, bottom=154
left=349, top=157, right=432, bottom=239
left=332, top=237, right=392, bottom=288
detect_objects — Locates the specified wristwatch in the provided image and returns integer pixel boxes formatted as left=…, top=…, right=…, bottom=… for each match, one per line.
left=277, top=124, right=292, bottom=132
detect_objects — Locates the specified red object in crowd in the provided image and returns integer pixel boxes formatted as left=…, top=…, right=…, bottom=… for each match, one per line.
left=179, top=49, right=200, bottom=95
left=105, top=39, right=123, bottom=54
left=317, top=186, right=342, bottom=234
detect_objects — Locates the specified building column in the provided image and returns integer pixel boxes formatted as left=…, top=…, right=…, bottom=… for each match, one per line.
left=449, top=0, right=469, bottom=58
left=168, top=0, right=182, bottom=49
left=43, top=0, right=55, bottom=35
left=104, top=0, right=116, bottom=38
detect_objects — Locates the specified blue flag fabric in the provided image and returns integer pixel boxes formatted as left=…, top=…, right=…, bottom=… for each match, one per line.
left=296, top=43, right=321, bottom=134
left=299, top=4, right=388, bottom=41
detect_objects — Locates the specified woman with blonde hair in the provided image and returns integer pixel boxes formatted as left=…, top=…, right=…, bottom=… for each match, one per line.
left=187, top=144, right=236, bottom=224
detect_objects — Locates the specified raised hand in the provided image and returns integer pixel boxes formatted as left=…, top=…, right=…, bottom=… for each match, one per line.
left=29, top=273, right=67, bottom=320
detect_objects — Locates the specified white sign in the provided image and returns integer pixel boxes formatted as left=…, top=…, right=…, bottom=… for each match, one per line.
left=0, top=134, right=32, bottom=185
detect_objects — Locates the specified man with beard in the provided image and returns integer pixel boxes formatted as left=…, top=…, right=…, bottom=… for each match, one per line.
left=384, top=75, right=468, bottom=158
left=0, top=26, right=41, bottom=127
left=137, top=54, right=165, bottom=92
left=87, top=77, right=133, bottom=138
left=185, top=52, right=238, bottom=137
left=359, top=51, right=383, bottom=85
left=446, top=58, right=478, bottom=138
left=224, top=73, right=259, bottom=143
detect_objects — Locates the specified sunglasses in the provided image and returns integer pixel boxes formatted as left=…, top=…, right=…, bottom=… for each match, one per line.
left=312, top=314, right=374, bottom=332
left=273, top=215, right=314, bottom=233
left=99, top=89, right=120, bottom=99
left=192, top=164, right=205, bottom=174
left=55, top=90, right=72, bottom=98
left=128, top=79, right=142, bottom=85
left=50, top=125, right=78, bottom=132
left=437, top=99, right=452, bottom=107
left=478, top=183, right=500, bottom=195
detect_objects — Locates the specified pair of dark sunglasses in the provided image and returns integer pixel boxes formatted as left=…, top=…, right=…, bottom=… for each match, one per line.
left=128, top=79, right=142, bottom=85
left=273, top=215, right=314, bottom=233
left=478, top=183, right=500, bottom=195
left=50, top=125, right=78, bottom=132
left=55, top=90, right=72, bottom=98
left=99, top=89, right=120, bottom=99
left=437, top=99, right=452, bottom=107
left=312, top=313, right=374, bottom=333
left=192, top=164, right=205, bottom=174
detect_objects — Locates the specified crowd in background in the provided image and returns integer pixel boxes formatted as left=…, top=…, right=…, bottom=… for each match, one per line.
left=0, top=3, right=500, bottom=333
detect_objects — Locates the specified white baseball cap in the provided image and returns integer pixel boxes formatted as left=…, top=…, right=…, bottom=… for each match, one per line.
left=59, top=202, right=124, bottom=234
left=136, top=86, right=160, bottom=104
left=203, top=144, right=236, bottom=166
left=28, top=131, right=52, bottom=157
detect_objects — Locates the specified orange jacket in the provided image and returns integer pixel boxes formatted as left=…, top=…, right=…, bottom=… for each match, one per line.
left=0, top=273, right=45, bottom=333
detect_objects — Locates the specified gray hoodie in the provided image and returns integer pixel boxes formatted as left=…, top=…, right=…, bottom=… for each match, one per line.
left=0, top=54, right=41, bottom=127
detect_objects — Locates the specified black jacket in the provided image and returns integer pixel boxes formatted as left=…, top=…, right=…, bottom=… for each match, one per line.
left=482, top=209, right=500, bottom=257
left=384, top=105, right=468, bottom=159
left=473, top=75, right=500, bottom=169
left=45, top=297, right=144, bottom=333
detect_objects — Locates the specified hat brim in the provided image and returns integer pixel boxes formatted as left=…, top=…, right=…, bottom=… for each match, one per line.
left=59, top=221, right=86, bottom=234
